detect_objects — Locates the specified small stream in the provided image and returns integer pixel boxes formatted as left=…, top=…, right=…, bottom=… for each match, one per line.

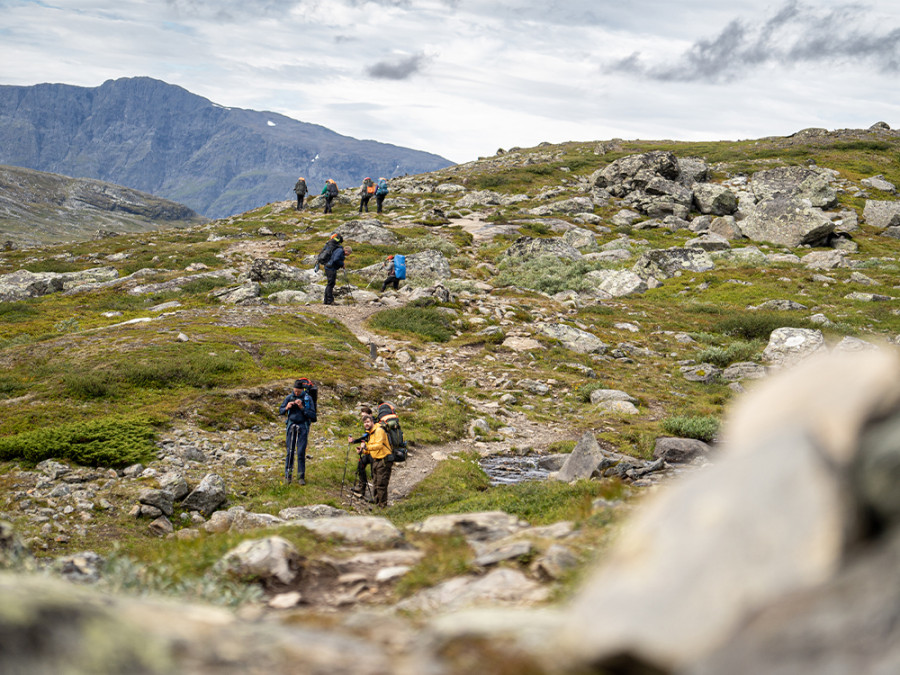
left=479, top=455, right=552, bottom=486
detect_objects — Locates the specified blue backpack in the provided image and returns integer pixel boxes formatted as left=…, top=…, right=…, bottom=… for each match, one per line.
left=376, top=179, right=389, bottom=196
left=393, top=254, right=406, bottom=280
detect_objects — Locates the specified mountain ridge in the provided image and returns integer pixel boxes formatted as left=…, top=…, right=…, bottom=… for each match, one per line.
left=0, top=77, right=454, bottom=218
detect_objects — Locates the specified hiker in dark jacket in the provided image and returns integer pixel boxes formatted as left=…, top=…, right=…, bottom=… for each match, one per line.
left=381, top=254, right=400, bottom=292
left=359, top=177, right=375, bottom=213
left=323, top=244, right=351, bottom=305
left=293, top=177, right=308, bottom=210
left=279, top=378, right=317, bottom=485
left=375, top=177, right=389, bottom=213
left=322, top=179, right=339, bottom=214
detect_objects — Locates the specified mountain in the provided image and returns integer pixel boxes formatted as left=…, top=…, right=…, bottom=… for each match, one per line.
left=0, top=77, right=454, bottom=218
left=0, top=164, right=206, bottom=247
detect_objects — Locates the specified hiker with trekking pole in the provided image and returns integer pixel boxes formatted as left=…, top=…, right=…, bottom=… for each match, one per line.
left=345, top=408, right=376, bottom=500
left=278, top=378, right=318, bottom=485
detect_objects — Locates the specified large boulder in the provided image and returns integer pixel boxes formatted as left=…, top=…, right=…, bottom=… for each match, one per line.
left=584, top=269, right=648, bottom=297
left=215, top=536, right=301, bottom=587
left=181, top=473, right=228, bottom=517
left=553, top=432, right=605, bottom=482
left=410, top=511, right=530, bottom=543
left=693, top=183, right=739, bottom=215
left=738, top=197, right=835, bottom=247
left=592, top=151, right=681, bottom=197
left=538, top=323, right=607, bottom=354
left=0, top=266, right=119, bottom=302
left=749, top=166, right=838, bottom=208
left=248, top=259, right=315, bottom=284
left=762, top=327, right=827, bottom=367
left=354, top=249, right=451, bottom=280
left=286, top=515, right=404, bottom=547
left=632, top=247, right=715, bottom=280
left=502, top=236, right=583, bottom=262
left=862, top=199, right=900, bottom=229
left=334, top=220, right=399, bottom=246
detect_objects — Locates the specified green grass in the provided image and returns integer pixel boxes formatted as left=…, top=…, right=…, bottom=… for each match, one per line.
left=712, top=312, right=819, bottom=340
left=695, top=340, right=762, bottom=367
left=661, top=415, right=720, bottom=443
left=369, top=305, right=456, bottom=343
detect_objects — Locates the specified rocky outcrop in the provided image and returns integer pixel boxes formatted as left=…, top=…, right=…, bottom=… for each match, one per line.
left=502, top=236, right=583, bottom=261
left=0, top=266, right=119, bottom=302
left=738, top=197, right=835, bottom=247
left=632, top=247, right=715, bottom=280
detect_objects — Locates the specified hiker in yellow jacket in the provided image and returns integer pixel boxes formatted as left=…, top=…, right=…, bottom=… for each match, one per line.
left=361, top=417, right=393, bottom=507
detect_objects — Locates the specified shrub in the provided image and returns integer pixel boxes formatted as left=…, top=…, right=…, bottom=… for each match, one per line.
left=120, top=351, right=243, bottom=389
left=0, top=415, right=159, bottom=467
left=0, top=302, right=39, bottom=322
left=408, top=234, right=457, bottom=258
left=713, top=312, right=817, bottom=341
left=695, top=340, right=761, bottom=368
left=495, top=254, right=594, bottom=295
left=369, top=306, right=455, bottom=342
left=64, top=370, right=117, bottom=400
left=662, top=415, right=719, bottom=442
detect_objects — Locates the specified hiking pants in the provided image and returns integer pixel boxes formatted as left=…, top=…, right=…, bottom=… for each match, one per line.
left=324, top=195, right=334, bottom=214
left=356, top=453, right=372, bottom=490
left=296, top=194, right=305, bottom=210
left=372, top=457, right=392, bottom=507
left=285, top=422, right=309, bottom=481
left=381, top=275, right=399, bottom=292
left=375, top=194, right=385, bottom=213
left=323, top=267, right=338, bottom=304
left=359, top=195, right=371, bottom=212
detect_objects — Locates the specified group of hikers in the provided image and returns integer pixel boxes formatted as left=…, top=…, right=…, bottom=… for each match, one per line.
left=293, top=177, right=389, bottom=214
left=315, top=232, right=405, bottom=305
left=279, top=379, right=406, bottom=507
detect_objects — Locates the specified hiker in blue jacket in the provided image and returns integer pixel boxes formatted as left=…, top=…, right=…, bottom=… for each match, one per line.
left=323, top=243, right=351, bottom=305
left=381, top=254, right=400, bottom=292
left=279, top=378, right=317, bottom=485
left=375, top=177, right=389, bottom=213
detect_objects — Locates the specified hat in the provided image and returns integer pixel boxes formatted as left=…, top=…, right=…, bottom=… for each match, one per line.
left=293, top=378, right=311, bottom=389
left=387, top=255, right=394, bottom=260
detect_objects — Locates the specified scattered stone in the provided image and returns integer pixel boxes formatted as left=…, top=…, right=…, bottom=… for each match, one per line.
left=216, top=536, right=301, bottom=587
left=181, top=473, right=228, bottom=517
left=653, top=437, right=712, bottom=463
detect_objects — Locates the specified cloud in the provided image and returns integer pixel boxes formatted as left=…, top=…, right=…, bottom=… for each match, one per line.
left=366, top=52, right=428, bottom=79
left=610, top=1, right=900, bottom=82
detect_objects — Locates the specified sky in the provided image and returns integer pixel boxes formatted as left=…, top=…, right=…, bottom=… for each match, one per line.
left=2, top=0, right=900, bottom=163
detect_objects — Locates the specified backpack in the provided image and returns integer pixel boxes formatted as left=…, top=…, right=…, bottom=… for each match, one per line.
left=366, top=182, right=376, bottom=194
left=393, top=254, right=406, bottom=280
left=376, top=179, right=389, bottom=196
left=316, top=236, right=343, bottom=267
left=376, top=403, right=407, bottom=462
left=295, top=378, right=318, bottom=423
left=327, top=181, right=339, bottom=197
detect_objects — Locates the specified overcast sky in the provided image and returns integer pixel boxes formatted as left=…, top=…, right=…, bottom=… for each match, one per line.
left=3, top=0, right=900, bottom=163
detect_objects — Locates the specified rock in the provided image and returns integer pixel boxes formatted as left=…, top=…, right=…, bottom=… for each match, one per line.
left=0, top=521, right=30, bottom=566
left=456, top=190, right=503, bottom=208
left=693, top=183, right=738, bottom=215
left=474, top=540, right=534, bottom=567
left=517, top=378, right=549, bottom=395
left=157, top=472, right=190, bottom=501
left=248, top=259, right=314, bottom=284
left=231, top=510, right=285, bottom=533
left=855, top=413, right=900, bottom=522
left=739, top=197, right=834, bottom=248
left=0, top=266, right=119, bottom=302
left=589, top=389, right=637, bottom=404
left=538, top=323, right=607, bottom=354
left=181, top=473, right=228, bottom=517
left=832, top=336, right=878, bottom=354
left=210, top=282, right=260, bottom=304
left=722, top=362, right=768, bottom=381
left=396, top=568, right=549, bottom=613
left=596, top=400, right=639, bottom=415
left=584, top=269, right=647, bottom=297
left=501, top=336, right=542, bottom=352
left=335, top=220, right=399, bottom=246
left=55, top=551, right=104, bottom=584
left=592, top=151, right=681, bottom=197
left=36, top=460, right=71, bottom=481
left=844, top=292, right=893, bottom=302
left=410, top=512, right=530, bottom=543
left=554, top=432, right=605, bottom=482
left=527, top=197, right=594, bottom=217
left=860, top=174, right=896, bottom=193
left=531, top=544, right=579, bottom=581
left=287, top=516, right=404, bottom=547
left=653, top=437, right=712, bottom=463
left=801, top=250, right=848, bottom=270
left=267, top=289, right=317, bottom=304
left=762, top=328, right=827, bottom=367
left=502, top=236, right=583, bottom=262
left=216, top=536, right=301, bottom=586
left=708, top=216, right=743, bottom=240
left=138, top=489, right=174, bottom=517
left=632, top=247, right=715, bottom=280
left=268, top=591, right=302, bottom=609
left=750, top=299, right=808, bottom=311
left=863, top=199, right=900, bottom=229
left=611, top=209, right=642, bottom=227
left=278, top=504, right=347, bottom=520
left=749, top=166, right=838, bottom=208
left=148, top=516, right=174, bottom=537
left=685, top=233, right=731, bottom=251
left=561, top=226, right=599, bottom=249
left=204, top=509, right=236, bottom=534
left=680, top=363, right=722, bottom=383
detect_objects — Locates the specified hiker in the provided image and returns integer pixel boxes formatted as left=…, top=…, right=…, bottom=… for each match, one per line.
left=323, top=244, right=351, bottom=305
left=347, top=407, right=375, bottom=497
left=293, top=177, right=308, bottom=210
left=278, top=378, right=317, bottom=485
left=381, top=254, right=400, bottom=292
left=361, top=405, right=394, bottom=507
left=322, top=179, right=339, bottom=214
left=314, top=233, right=343, bottom=273
left=375, top=177, right=389, bottom=213
left=359, top=177, right=375, bottom=213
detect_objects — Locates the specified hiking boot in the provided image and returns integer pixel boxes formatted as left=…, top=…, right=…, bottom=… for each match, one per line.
left=298, top=478, right=306, bottom=486
left=350, top=485, right=364, bottom=497
left=284, top=475, right=292, bottom=485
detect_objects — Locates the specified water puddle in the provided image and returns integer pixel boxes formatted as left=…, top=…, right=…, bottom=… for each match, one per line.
left=479, top=455, right=551, bottom=485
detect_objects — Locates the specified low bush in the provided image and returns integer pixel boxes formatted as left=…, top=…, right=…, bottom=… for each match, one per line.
left=369, top=306, right=455, bottom=342
left=0, top=415, right=160, bottom=467
left=695, top=340, right=761, bottom=368
left=494, top=254, right=594, bottom=295
left=661, top=415, right=720, bottom=442
left=713, top=312, right=817, bottom=341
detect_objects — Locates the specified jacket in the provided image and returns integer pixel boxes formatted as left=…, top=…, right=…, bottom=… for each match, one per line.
left=279, top=391, right=315, bottom=426
left=293, top=179, right=307, bottom=196
left=325, top=245, right=345, bottom=271
left=362, top=424, right=392, bottom=460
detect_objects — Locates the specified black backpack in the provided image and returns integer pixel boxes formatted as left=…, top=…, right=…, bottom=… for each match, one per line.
left=295, top=378, right=318, bottom=423
left=327, top=181, right=339, bottom=197
left=377, top=403, right=407, bottom=462
left=315, top=236, right=343, bottom=268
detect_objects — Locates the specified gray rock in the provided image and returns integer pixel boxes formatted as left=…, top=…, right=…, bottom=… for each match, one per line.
left=632, top=247, right=715, bottom=280
left=596, top=400, right=639, bottom=415
left=396, top=568, right=549, bottom=613
left=862, top=199, right=900, bottom=229
left=0, top=521, right=29, bottom=567
left=527, top=197, right=594, bottom=217
left=248, top=259, right=314, bottom=284
left=685, top=233, right=731, bottom=251
left=801, top=250, right=848, bottom=270
left=216, top=536, right=301, bottom=586
left=844, top=291, right=893, bottom=302
left=593, top=151, right=681, bottom=197
left=653, top=437, right=712, bottom=463
left=181, top=473, right=228, bottom=517
left=231, top=510, right=285, bottom=532
left=739, top=197, right=835, bottom=248
left=677, top=157, right=709, bottom=184
left=209, top=282, right=260, bottom=304
left=54, top=551, right=104, bottom=584
left=693, top=184, right=738, bottom=215
left=611, top=209, right=642, bottom=227
left=148, top=515, right=174, bottom=537
left=502, top=236, right=583, bottom=262
left=762, top=328, right=827, bottom=367
left=474, top=540, right=534, bottom=567
left=860, top=174, right=896, bottom=193
left=455, top=190, right=503, bottom=208
left=708, top=216, right=743, bottom=240
left=749, top=166, right=838, bottom=208
left=0, top=266, right=119, bottom=302
left=589, top=389, right=637, bottom=405
left=411, top=511, right=530, bottom=543
left=680, top=363, right=722, bottom=383
left=278, top=505, right=347, bottom=520
left=554, top=432, right=605, bottom=482
left=855, top=413, right=900, bottom=522
left=288, top=515, right=403, bottom=547
left=750, top=299, right=808, bottom=311
left=722, top=362, right=768, bottom=381
left=584, top=269, right=647, bottom=297
left=531, top=544, right=580, bottom=581
left=138, top=489, right=174, bottom=517
left=335, top=220, right=399, bottom=246
left=538, top=323, right=607, bottom=354
left=561, top=226, right=598, bottom=249
left=157, top=472, right=189, bottom=501
left=267, top=289, right=317, bottom=305
left=832, top=336, right=878, bottom=354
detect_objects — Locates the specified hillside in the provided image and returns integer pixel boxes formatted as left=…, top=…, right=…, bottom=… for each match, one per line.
left=0, top=164, right=206, bottom=246
left=1, top=126, right=900, bottom=673
left=0, top=77, right=454, bottom=218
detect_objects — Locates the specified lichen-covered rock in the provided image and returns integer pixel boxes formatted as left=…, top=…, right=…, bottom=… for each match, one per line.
left=739, top=197, right=834, bottom=247
left=632, top=247, right=715, bottom=280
